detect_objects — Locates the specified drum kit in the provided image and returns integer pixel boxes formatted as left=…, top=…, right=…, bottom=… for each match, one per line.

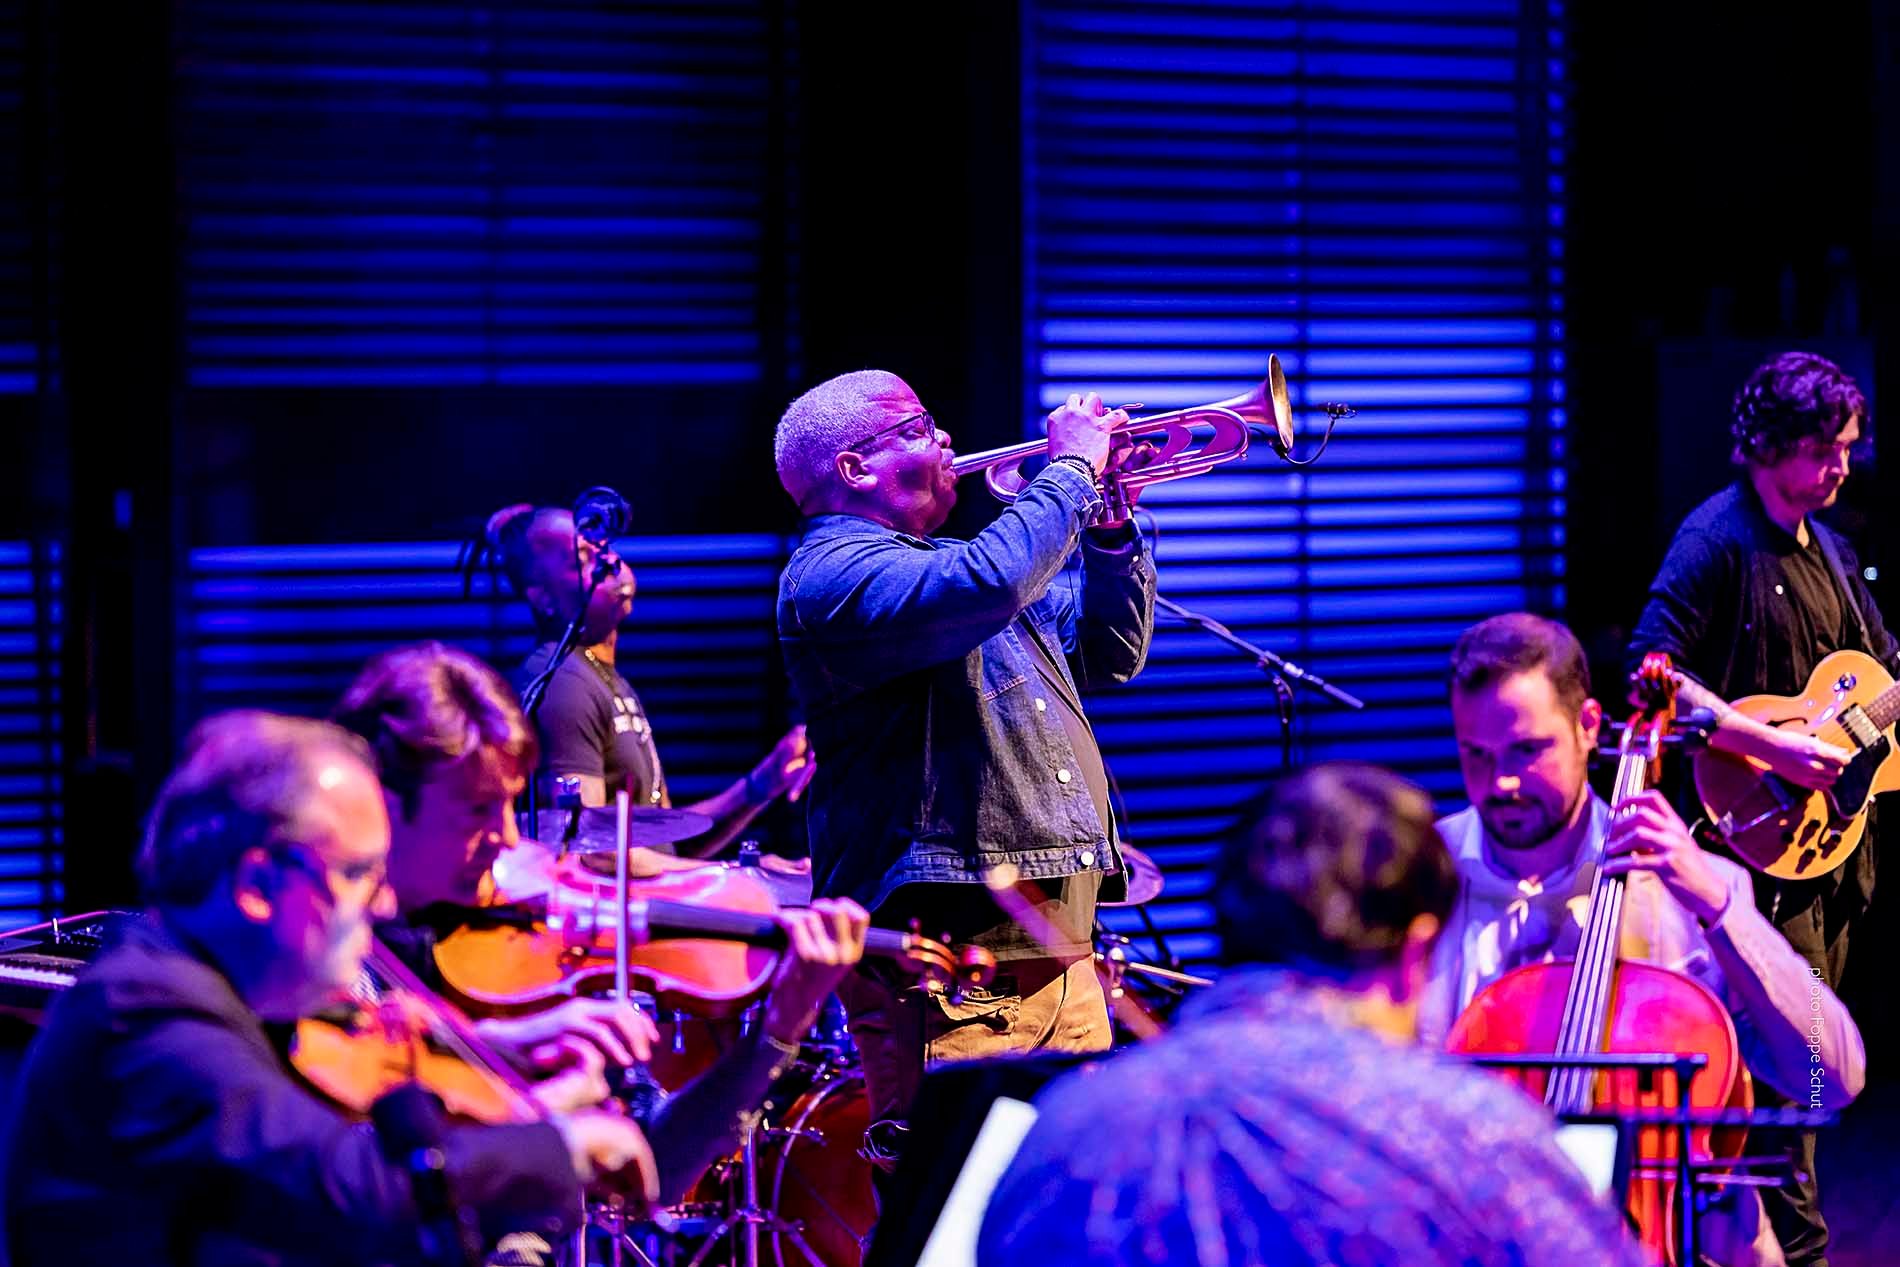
left=517, top=807, right=1203, bottom=1267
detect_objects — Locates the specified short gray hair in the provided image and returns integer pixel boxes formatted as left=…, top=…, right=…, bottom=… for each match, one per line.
left=773, top=369, right=910, bottom=511
left=138, top=711, right=375, bottom=908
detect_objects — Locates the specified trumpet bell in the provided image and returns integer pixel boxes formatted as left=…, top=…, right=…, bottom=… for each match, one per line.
left=1265, top=353, right=1294, bottom=457
left=1195, top=352, right=1294, bottom=457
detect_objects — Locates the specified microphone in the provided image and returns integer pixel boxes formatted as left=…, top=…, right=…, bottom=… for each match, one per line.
left=571, top=486, right=631, bottom=549
left=371, top=1084, right=482, bottom=1266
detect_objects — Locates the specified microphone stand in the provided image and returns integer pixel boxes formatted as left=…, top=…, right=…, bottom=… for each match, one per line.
left=517, top=552, right=615, bottom=840
left=1153, top=593, right=1365, bottom=769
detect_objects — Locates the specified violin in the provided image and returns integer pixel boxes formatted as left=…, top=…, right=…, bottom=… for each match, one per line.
left=1446, top=654, right=1750, bottom=1264
left=432, top=861, right=994, bottom=1017
left=292, top=937, right=541, bottom=1125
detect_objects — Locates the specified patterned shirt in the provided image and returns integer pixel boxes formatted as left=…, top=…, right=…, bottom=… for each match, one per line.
left=979, top=967, right=1649, bottom=1267
left=516, top=642, right=669, bottom=810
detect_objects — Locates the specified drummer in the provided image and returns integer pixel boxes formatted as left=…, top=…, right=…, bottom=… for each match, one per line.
left=332, top=641, right=871, bottom=1203
left=480, top=501, right=814, bottom=862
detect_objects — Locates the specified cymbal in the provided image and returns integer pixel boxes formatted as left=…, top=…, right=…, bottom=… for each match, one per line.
left=1100, top=843, right=1164, bottom=907
left=744, top=856, right=814, bottom=908
left=573, top=853, right=813, bottom=905
left=500, top=838, right=711, bottom=899
left=565, top=805, right=714, bottom=853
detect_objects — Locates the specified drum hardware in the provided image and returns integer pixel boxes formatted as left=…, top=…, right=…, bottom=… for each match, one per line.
left=682, top=1112, right=829, bottom=1267
left=574, top=1200, right=648, bottom=1267
left=735, top=840, right=817, bottom=909
left=1093, top=931, right=1213, bottom=1001
left=640, top=1045, right=869, bottom=1267
left=1094, top=929, right=1212, bottom=1046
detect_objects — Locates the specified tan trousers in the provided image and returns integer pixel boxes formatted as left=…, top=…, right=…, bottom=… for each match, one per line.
left=836, top=955, right=1112, bottom=1139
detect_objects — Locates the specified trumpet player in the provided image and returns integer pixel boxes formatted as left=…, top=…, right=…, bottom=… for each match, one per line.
left=772, top=370, right=1156, bottom=1174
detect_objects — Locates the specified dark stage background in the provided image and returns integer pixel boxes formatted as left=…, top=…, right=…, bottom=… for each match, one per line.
left=2, top=2, right=1898, bottom=1256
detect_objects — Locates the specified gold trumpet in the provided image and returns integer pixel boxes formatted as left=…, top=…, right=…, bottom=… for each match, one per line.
left=950, top=355, right=1295, bottom=518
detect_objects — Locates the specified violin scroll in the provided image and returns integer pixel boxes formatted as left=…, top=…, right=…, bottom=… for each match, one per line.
left=895, top=920, right=997, bottom=1001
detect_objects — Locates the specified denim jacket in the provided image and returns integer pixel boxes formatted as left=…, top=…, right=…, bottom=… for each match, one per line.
left=777, top=461, right=1156, bottom=912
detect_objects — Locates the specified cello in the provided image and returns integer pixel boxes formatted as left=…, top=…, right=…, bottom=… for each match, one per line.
left=1446, top=653, right=1750, bottom=1264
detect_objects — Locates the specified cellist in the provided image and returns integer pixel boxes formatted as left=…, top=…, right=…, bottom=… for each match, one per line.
left=331, top=641, right=871, bottom=1205
left=1419, top=614, right=1866, bottom=1265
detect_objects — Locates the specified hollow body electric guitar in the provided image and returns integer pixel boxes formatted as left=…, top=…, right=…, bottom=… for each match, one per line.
left=1694, top=649, right=1900, bottom=880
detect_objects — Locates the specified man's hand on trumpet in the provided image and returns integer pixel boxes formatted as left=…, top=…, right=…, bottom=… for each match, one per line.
left=1047, top=391, right=1124, bottom=476
left=1047, top=391, right=1158, bottom=528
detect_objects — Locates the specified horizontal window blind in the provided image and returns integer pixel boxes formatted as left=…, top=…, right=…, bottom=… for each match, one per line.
left=1026, top=0, right=1566, bottom=963
left=0, top=541, right=61, bottom=922
left=175, top=1, right=787, bottom=387
left=179, top=536, right=789, bottom=804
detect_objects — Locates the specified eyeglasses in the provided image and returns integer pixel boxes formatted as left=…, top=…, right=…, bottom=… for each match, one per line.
left=840, top=411, right=938, bottom=455
left=272, top=841, right=389, bottom=908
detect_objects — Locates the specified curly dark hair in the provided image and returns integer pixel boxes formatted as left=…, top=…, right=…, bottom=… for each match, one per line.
left=1731, top=351, right=1866, bottom=467
left=1216, top=762, right=1457, bottom=974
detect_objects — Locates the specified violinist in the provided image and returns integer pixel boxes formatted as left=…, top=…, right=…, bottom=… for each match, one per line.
left=1421, top=613, right=1866, bottom=1264
left=4, top=711, right=653, bottom=1267
left=334, top=642, right=871, bottom=1202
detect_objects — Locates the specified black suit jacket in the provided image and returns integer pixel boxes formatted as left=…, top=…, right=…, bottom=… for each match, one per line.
left=4, top=918, right=577, bottom=1267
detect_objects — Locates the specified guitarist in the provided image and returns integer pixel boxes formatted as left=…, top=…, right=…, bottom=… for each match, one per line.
left=1628, top=352, right=1893, bottom=1266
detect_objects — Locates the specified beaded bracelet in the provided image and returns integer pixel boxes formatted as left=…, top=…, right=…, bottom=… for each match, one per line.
left=1048, top=454, right=1098, bottom=483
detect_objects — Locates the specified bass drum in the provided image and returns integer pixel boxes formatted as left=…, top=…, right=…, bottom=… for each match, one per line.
left=766, top=1073, right=877, bottom=1267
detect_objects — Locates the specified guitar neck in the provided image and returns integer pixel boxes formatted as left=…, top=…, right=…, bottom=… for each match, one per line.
left=1863, top=680, right=1900, bottom=733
